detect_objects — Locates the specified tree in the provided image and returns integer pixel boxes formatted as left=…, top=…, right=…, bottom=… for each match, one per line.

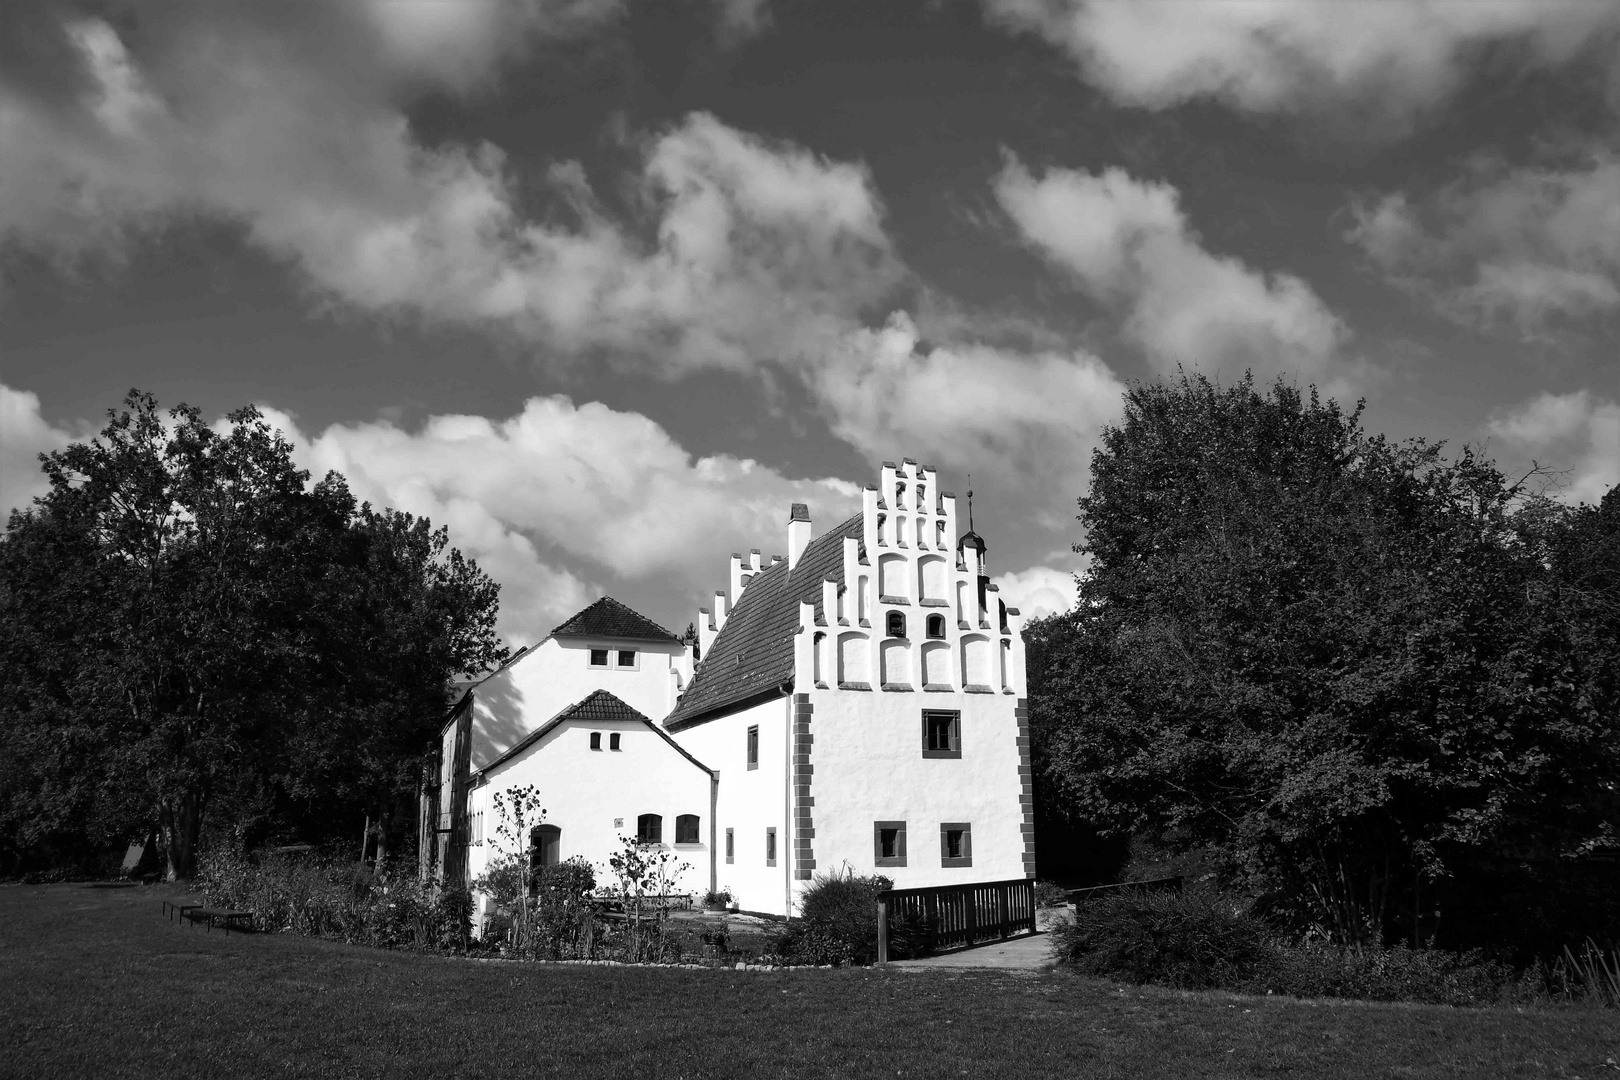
left=1034, top=373, right=1618, bottom=949
left=0, top=391, right=506, bottom=878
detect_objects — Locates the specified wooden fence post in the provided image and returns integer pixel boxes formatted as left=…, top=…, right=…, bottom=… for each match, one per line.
left=876, top=897, right=890, bottom=964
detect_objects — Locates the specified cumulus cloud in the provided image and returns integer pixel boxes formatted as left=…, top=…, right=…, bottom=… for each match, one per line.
left=1488, top=390, right=1620, bottom=505
left=985, top=0, right=1620, bottom=125
left=0, top=385, right=82, bottom=518
left=1349, top=155, right=1620, bottom=334
left=253, top=397, right=862, bottom=643
left=993, top=565, right=1078, bottom=620
left=0, top=7, right=900, bottom=374
left=811, top=311, right=1127, bottom=514
left=995, top=159, right=1352, bottom=387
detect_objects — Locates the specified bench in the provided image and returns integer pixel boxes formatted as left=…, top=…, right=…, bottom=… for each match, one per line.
left=162, top=900, right=202, bottom=923
left=179, top=907, right=254, bottom=934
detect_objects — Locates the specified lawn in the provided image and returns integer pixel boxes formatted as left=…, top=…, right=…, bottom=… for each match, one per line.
left=1, top=883, right=1614, bottom=1079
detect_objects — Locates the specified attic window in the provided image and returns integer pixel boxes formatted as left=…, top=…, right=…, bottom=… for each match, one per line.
left=589, top=732, right=602, bottom=751
left=617, top=649, right=637, bottom=668
left=589, top=649, right=609, bottom=667
left=610, top=732, right=621, bottom=751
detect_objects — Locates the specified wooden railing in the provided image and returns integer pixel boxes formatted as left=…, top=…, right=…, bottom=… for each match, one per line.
left=876, top=877, right=1036, bottom=963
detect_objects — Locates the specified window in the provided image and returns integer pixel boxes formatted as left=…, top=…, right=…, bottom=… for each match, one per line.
left=637, top=813, right=662, bottom=844
left=589, top=648, right=609, bottom=667
left=530, top=824, right=561, bottom=873
left=926, top=614, right=946, bottom=639
left=916, top=484, right=925, bottom=510
left=676, top=814, right=700, bottom=845
left=589, top=732, right=602, bottom=751
left=940, top=822, right=972, bottom=867
left=725, top=827, right=735, bottom=864
left=886, top=611, right=906, bottom=638
left=609, top=732, right=621, bottom=751
left=617, top=649, right=637, bottom=668
left=746, top=725, right=759, bottom=770
left=765, top=827, right=777, bottom=866
left=922, top=710, right=961, bottom=759
left=874, top=821, right=907, bottom=867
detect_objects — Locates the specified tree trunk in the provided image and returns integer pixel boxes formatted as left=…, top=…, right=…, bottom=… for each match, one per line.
left=359, top=813, right=370, bottom=868
left=374, top=803, right=389, bottom=871
left=159, top=790, right=203, bottom=881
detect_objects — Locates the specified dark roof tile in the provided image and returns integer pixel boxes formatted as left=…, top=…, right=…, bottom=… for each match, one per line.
left=549, top=597, right=679, bottom=643
left=666, top=513, right=864, bottom=729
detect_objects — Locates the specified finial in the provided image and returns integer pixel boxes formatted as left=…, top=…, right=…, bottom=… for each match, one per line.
left=966, top=474, right=974, bottom=532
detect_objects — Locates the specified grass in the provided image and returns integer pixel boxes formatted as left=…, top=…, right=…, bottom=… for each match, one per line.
left=2, top=883, right=1616, bottom=1079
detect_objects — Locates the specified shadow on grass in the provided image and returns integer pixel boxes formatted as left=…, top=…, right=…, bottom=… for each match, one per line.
left=1, top=883, right=1614, bottom=1079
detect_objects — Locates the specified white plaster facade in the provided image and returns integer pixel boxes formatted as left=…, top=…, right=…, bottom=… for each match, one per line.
left=421, top=458, right=1033, bottom=922
left=665, top=458, right=1033, bottom=916
left=465, top=700, right=714, bottom=898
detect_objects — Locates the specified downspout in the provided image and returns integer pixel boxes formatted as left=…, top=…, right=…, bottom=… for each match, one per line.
left=781, top=682, right=794, bottom=917
left=709, top=768, right=719, bottom=899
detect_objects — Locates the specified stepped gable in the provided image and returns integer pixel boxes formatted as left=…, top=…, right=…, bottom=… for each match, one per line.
left=548, top=596, right=679, bottom=643
left=666, top=512, right=864, bottom=729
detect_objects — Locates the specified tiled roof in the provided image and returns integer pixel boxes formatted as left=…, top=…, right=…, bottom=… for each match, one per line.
left=666, top=512, right=864, bottom=729
left=481, top=689, right=713, bottom=776
left=548, top=597, right=679, bottom=643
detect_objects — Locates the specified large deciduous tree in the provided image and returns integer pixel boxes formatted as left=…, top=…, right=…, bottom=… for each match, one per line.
left=0, top=392, right=505, bottom=878
left=1034, top=374, right=1618, bottom=950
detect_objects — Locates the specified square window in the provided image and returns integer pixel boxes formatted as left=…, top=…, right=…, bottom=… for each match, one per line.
left=940, top=822, right=972, bottom=867
left=746, top=725, right=759, bottom=770
left=766, top=827, right=777, bottom=866
left=617, top=649, right=637, bottom=668
left=725, top=828, right=734, bottom=864
left=922, top=710, right=961, bottom=758
left=589, top=732, right=601, bottom=751
left=874, top=820, right=907, bottom=867
left=589, top=648, right=609, bottom=667
left=676, top=814, right=700, bottom=845
left=610, top=732, right=621, bottom=751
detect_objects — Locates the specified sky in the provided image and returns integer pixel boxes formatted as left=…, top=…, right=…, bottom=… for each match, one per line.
left=2, top=0, right=1618, bottom=645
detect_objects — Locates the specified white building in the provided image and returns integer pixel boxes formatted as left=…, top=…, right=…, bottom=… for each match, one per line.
left=421, top=458, right=1034, bottom=918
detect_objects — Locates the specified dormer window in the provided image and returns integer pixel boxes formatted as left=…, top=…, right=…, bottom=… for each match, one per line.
left=886, top=611, right=906, bottom=638
left=926, top=614, right=946, bottom=639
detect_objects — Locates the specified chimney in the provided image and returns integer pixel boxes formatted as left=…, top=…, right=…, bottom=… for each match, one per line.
left=787, top=503, right=812, bottom=570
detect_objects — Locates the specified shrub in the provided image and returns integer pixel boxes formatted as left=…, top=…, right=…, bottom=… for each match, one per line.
left=1256, top=943, right=1515, bottom=1006
left=1033, top=880, right=1069, bottom=908
left=782, top=872, right=893, bottom=965
left=1051, top=887, right=1269, bottom=989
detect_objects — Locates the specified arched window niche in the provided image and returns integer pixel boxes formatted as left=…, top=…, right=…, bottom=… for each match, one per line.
left=926, top=613, right=946, bottom=639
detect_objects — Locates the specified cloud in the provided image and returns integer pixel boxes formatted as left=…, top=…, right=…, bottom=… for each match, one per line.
left=811, top=311, right=1127, bottom=515
left=254, top=397, right=862, bottom=643
left=1488, top=390, right=1620, bottom=505
left=993, top=565, right=1078, bottom=620
left=1349, top=155, right=1620, bottom=334
left=0, top=385, right=84, bottom=518
left=985, top=0, right=1620, bottom=125
left=995, top=159, right=1352, bottom=388
left=0, top=8, right=901, bottom=374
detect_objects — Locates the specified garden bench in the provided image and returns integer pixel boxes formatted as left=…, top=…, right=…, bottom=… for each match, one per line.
left=162, top=900, right=202, bottom=923
left=179, top=907, right=254, bottom=934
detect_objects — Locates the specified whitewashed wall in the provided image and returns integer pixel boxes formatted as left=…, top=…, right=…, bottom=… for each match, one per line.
left=668, top=696, right=791, bottom=915
left=468, top=636, right=686, bottom=771
left=466, top=715, right=713, bottom=913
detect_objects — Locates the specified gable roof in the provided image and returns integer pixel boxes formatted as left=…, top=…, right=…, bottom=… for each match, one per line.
left=548, top=597, right=680, bottom=643
left=480, top=689, right=714, bottom=777
left=666, top=512, right=865, bottom=730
